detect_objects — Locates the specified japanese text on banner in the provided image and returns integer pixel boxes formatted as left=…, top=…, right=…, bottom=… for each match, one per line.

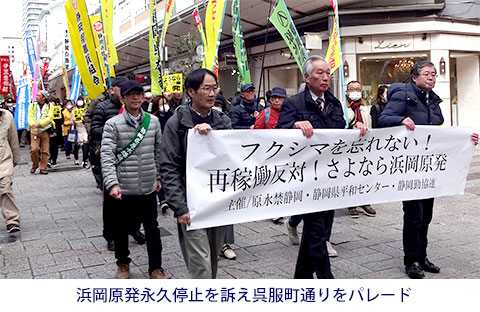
left=186, top=126, right=475, bottom=230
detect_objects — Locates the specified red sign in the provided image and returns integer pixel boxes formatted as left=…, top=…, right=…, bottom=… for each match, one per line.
left=0, top=55, right=11, bottom=94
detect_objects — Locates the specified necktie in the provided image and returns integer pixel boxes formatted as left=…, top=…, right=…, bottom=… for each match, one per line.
left=316, top=97, right=325, bottom=112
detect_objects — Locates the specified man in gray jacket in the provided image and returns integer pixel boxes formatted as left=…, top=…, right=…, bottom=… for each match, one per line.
left=101, top=80, right=166, bottom=279
left=160, top=68, right=232, bottom=279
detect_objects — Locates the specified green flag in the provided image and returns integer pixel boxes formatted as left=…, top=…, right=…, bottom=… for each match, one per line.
left=232, top=0, right=251, bottom=85
left=269, top=0, right=308, bottom=72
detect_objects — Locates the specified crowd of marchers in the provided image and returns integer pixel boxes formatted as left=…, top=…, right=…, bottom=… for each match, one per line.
left=1, top=56, right=478, bottom=280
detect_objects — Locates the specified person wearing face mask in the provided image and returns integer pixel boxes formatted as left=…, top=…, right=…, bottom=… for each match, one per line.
left=62, top=100, right=79, bottom=162
left=345, top=81, right=376, bottom=218
left=370, top=85, right=388, bottom=129
left=154, top=95, right=173, bottom=132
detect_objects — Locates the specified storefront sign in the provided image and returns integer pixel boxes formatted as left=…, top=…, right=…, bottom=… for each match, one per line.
left=186, top=126, right=475, bottom=230
left=374, top=38, right=413, bottom=51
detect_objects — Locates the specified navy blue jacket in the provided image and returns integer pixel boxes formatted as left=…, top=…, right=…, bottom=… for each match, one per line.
left=276, top=87, right=346, bottom=130
left=378, top=82, right=444, bottom=127
left=229, top=97, right=264, bottom=129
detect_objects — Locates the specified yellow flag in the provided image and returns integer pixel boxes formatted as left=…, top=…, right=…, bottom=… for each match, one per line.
left=91, top=15, right=116, bottom=80
left=325, top=18, right=341, bottom=73
left=162, top=73, right=183, bottom=93
left=62, top=64, right=70, bottom=97
left=204, top=0, right=227, bottom=72
left=100, top=0, right=118, bottom=64
left=160, top=0, right=176, bottom=43
left=65, top=0, right=105, bottom=99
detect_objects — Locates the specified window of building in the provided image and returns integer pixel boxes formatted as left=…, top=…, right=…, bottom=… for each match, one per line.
left=358, top=53, right=428, bottom=105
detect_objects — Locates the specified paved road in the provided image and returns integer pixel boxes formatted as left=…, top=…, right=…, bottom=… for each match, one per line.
left=1, top=145, right=479, bottom=279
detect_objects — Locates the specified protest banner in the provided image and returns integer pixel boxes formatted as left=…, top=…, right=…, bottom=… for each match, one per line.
left=0, top=56, right=10, bottom=94
left=62, top=64, right=70, bottom=97
left=160, top=0, right=176, bottom=44
left=186, top=126, right=475, bottom=230
left=269, top=0, right=308, bottom=72
left=231, top=0, right=251, bottom=85
left=68, top=66, right=81, bottom=101
left=192, top=8, right=207, bottom=68
left=91, top=15, right=115, bottom=82
left=162, top=73, right=183, bottom=93
left=65, top=0, right=105, bottom=99
left=204, top=0, right=228, bottom=73
left=100, top=0, right=118, bottom=65
left=53, top=105, right=62, bottom=120
left=72, top=108, right=84, bottom=123
left=14, top=77, right=29, bottom=130
left=25, top=30, right=37, bottom=80
left=149, top=0, right=163, bottom=95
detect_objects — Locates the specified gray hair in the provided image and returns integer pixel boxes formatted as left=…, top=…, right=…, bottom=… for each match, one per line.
left=411, top=60, right=435, bottom=77
left=302, top=55, right=328, bottom=80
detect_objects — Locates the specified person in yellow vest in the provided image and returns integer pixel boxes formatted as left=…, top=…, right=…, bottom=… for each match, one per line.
left=27, top=90, right=54, bottom=174
left=62, top=100, right=79, bottom=163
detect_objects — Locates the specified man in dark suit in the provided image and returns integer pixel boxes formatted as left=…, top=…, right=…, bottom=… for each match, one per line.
left=276, top=55, right=369, bottom=279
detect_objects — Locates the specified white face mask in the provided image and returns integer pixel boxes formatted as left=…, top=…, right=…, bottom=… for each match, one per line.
left=158, top=104, right=170, bottom=113
left=212, top=106, right=222, bottom=112
left=77, top=100, right=84, bottom=107
left=348, top=91, right=362, bottom=101
left=66, top=105, right=73, bottom=110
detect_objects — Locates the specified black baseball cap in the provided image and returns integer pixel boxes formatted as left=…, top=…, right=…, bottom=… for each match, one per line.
left=241, top=83, right=255, bottom=92
left=111, top=76, right=128, bottom=87
left=270, top=87, right=287, bottom=98
left=120, top=80, right=144, bottom=97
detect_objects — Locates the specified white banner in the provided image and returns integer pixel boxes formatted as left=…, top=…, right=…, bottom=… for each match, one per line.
left=186, top=126, right=475, bottom=230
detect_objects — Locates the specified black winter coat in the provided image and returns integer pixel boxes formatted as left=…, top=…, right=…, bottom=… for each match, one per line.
left=276, top=87, right=346, bottom=130
left=90, top=95, right=123, bottom=141
left=159, top=106, right=232, bottom=217
left=378, top=82, right=444, bottom=127
left=229, top=97, right=264, bottom=129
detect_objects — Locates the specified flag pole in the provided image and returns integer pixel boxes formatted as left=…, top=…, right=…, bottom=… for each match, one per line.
left=258, top=0, right=274, bottom=100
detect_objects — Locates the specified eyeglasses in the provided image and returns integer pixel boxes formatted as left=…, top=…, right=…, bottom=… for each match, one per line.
left=199, top=85, right=219, bottom=94
left=419, top=72, right=438, bottom=78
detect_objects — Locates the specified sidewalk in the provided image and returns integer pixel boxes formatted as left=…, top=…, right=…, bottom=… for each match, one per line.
left=1, top=145, right=479, bottom=279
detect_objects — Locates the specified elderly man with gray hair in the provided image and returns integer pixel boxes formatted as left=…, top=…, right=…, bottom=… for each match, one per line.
left=276, top=55, right=369, bottom=279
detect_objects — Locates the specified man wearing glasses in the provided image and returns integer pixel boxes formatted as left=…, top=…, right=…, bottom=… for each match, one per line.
left=160, top=68, right=232, bottom=278
left=379, top=60, right=479, bottom=279
left=229, top=83, right=264, bottom=129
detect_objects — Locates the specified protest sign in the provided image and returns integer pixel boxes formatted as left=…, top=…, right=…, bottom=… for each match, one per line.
left=187, top=126, right=475, bottom=230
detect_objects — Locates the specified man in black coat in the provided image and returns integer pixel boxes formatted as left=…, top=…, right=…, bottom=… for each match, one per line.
left=229, top=83, right=264, bottom=129
left=378, top=60, right=479, bottom=279
left=90, top=76, right=145, bottom=251
left=276, top=55, right=369, bottom=279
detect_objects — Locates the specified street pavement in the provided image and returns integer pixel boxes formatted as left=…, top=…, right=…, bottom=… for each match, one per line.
left=1, top=145, right=479, bottom=279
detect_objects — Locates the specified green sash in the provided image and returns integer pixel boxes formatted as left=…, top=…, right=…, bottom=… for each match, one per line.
left=115, top=113, right=151, bottom=166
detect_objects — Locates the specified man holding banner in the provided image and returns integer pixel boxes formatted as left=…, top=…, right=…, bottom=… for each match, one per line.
left=276, top=55, right=369, bottom=279
left=160, top=68, right=232, bottom=279
left=378, top=60, right=479, bottom=279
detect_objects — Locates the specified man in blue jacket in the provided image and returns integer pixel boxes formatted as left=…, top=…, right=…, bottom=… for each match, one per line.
left=276, top=55, right=369, bottom=279
left=229, top=83, right=264, bottom=129
left=378, top=60, right=478, bottom=279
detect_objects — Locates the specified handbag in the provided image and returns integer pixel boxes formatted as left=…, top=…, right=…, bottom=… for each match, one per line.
left=67, top=129, right=78, bottom=143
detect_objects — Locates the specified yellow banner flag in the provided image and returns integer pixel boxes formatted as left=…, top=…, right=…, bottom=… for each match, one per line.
left=204, top=0, right=227, bottom=72
left=325, top=17, right=341, bottom=73
left=62, top=64, right=70, bottom=97
left=160, top=0, right=176, bottom=43
left=65, top=0, right=105, bottom=99
left=91, top=15, right=116, bottom=80
left=100, top=0, right=118, bottom=64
